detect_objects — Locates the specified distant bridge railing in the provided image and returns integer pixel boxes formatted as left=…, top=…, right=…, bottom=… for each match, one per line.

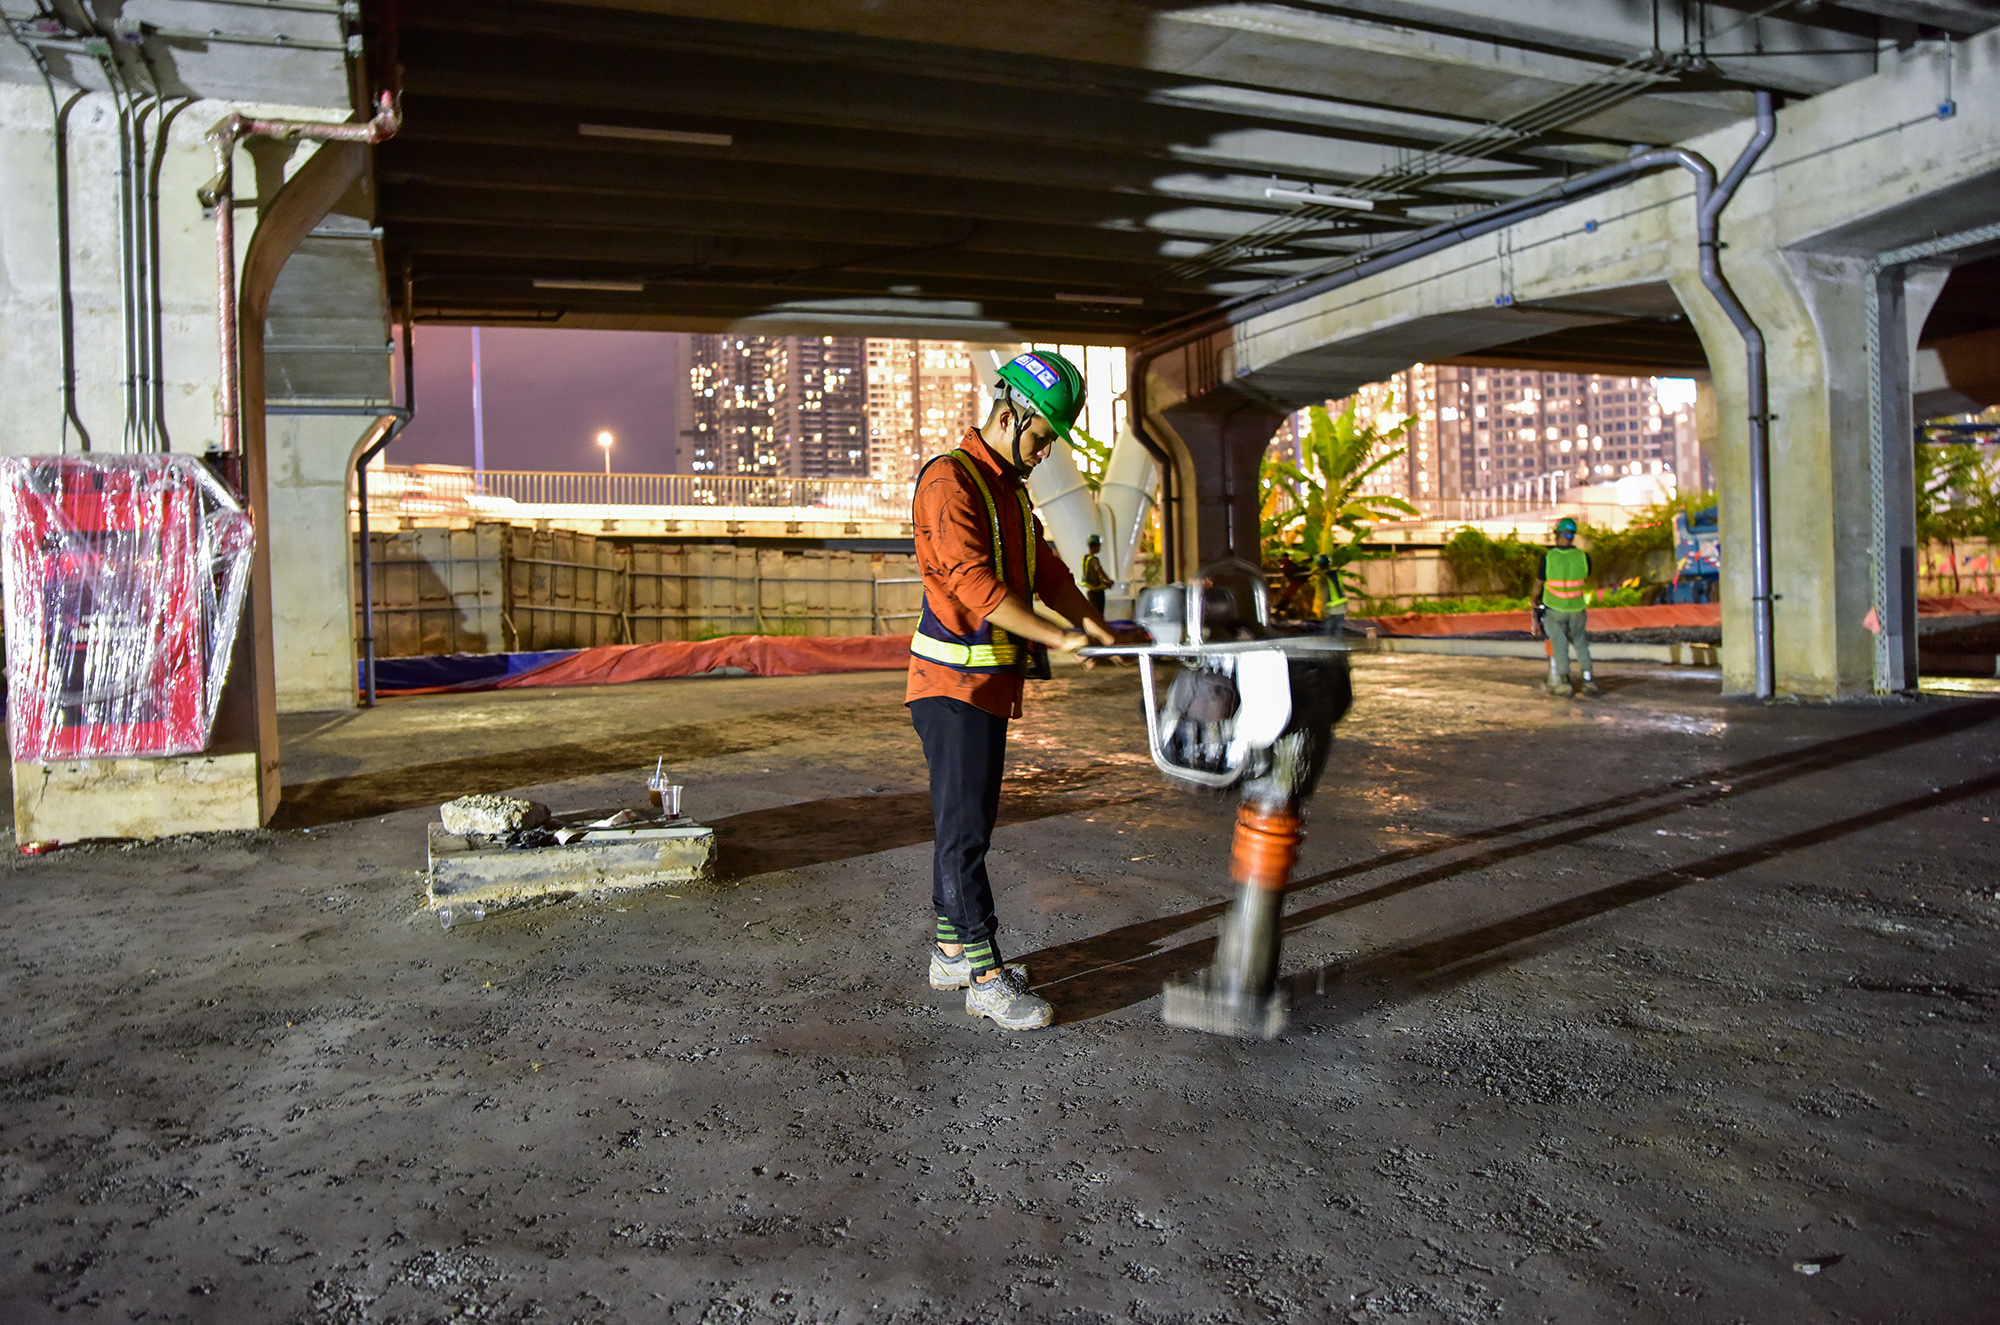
left=360, top=465, right=1625, bottom=536
left=361, top=465, right=914, bottom=523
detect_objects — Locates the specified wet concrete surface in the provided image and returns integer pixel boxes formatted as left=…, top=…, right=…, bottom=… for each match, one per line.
left=2, top=654, right=1997, bottom=1323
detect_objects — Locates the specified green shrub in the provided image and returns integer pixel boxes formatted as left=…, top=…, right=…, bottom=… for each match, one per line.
left=1438, top=527, right=1542, bottom=598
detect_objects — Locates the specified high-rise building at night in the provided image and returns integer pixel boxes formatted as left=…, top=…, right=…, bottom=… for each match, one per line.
left=776, top=336, right=867, bottom=479
left=864, top=340, right=983, bottom=486
left=685, top=337, right=1121, bottom=486
left=1323, top=366, right=1684, bottom=503
left=685, top=334, right=867, bottom=478
left=686, top=334, right=783, bottom=476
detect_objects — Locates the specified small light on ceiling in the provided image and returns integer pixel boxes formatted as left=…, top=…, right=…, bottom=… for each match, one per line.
left=1054, top=292, right=1143, bottom=306
left=533, top=278, right=645, bottom=292
left=1263, top=187, right=1374, bottom=212
left=578, top=123, right=733, bottom=147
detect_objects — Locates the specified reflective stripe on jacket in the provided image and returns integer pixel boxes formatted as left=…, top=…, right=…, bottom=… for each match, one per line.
left=1542, top=546, right=1592, bottom=612
left=909, top=449, right=1037, bottom=674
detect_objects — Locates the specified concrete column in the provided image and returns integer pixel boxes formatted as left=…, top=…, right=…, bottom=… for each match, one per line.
left=267, top=414, right=377, bottom=712
left=1159, top=401, right=1287, bottom=568
left=0, top=81, right=370, bottom=836
left=1693, top=379, right=1720, bottom=492
left=1673, top=237, right=1886, bottom=699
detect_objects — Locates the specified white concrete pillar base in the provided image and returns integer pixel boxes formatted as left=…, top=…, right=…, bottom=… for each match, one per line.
left=12, top=753, right=267, bottom=844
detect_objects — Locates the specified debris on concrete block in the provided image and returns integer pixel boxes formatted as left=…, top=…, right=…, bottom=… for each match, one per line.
left=439, top=794, right=551, bottom=838
left=588, top=808, right=645, bottom=828
left=428, top=807, right=714, bottom=917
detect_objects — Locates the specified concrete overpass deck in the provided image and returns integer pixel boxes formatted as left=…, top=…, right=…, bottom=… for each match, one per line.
left=3, top=655, right=1995, bottom=1320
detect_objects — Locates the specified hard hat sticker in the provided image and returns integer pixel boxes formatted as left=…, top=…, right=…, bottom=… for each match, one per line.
left=1013, top=354, right=1059, bottom=390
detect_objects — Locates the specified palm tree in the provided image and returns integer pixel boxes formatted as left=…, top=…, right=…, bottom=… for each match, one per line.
left=1260, top=400, right=1418, bottom=593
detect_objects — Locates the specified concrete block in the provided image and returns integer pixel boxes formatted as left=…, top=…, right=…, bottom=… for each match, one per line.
left=427, top=819, right=714, bottom=911
left=439, top=794, right=550, bottom=837
left=12, top=752, right=266, bottom=843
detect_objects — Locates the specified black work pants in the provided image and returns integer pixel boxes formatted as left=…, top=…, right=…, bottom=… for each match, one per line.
left=910, top=696, right=1008, bottom=954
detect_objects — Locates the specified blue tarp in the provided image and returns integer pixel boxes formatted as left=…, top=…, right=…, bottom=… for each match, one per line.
left=361, top=650, right=577, bottom=694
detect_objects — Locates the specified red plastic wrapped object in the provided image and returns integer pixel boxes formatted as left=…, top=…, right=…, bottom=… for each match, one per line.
left=1, top=456, right=254, bottom=763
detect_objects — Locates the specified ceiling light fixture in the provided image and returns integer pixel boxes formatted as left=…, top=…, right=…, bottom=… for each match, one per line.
left=534, top=278, right=645, bottom=292
left=579, top=123, right=733, bottom=147
left=1263, top=187, right=1374, bottom=212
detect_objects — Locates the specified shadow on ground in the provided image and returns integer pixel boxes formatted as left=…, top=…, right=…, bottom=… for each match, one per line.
left=1025, top=697, right=2000, bottom=1023
left=274, top=703, right=910, bottom=828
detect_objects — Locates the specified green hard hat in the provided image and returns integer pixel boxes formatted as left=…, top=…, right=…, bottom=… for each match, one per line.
left=1554, top=517, right=1578, bottom=536
left=994, top=350, right=1086, bottom=442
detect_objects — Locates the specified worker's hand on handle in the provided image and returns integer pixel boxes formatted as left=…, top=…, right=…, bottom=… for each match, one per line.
left=988, top=592, right=1089, bottom=654
left=1081, top=618, right=1119, bottom=647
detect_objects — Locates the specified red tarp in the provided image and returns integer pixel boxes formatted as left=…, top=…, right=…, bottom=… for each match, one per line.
left=1371, top=593, right=2000, bottom=637
left=1918, top=593, right=2000, bottom=617
left=493, top=633, right=911, bottom=690
left=1371, top=603, right=1722, bottom=636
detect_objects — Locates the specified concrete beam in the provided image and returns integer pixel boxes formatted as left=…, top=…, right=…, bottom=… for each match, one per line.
left=1142, top=28, right=2000, bottom=699
left=505, top=0, right=1881, bottom=100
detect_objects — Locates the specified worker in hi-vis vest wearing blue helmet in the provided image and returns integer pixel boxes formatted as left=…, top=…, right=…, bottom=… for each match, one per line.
left=1532, top=517, right=1601, bottom=697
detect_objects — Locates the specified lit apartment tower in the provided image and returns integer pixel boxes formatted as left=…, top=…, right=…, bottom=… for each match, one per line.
left=1337, top=365, right=1444, bottom=502
left=686, top=333, right=784, bottom=476
left=918, top=342, right=982, bottom=465
left=865, top=339, right=915, bottom=484
left=1319, top=367, right=1681, bottom=500
left=776, top=335, right=868, bottom=479
left=863, top=339, right=982, bottom=486
left=1578, top=375, right=1673, bottom=481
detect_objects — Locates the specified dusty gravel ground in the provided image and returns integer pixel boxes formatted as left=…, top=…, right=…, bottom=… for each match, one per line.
left=1, top=654, right=1996, bottom=1324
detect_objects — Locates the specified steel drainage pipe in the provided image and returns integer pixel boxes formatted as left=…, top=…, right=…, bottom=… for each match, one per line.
left=357, top=269, right=419, bottom=708
left=1698, top=91, right=1777, bottom=699
left=198, top=90, right=401, bottom=458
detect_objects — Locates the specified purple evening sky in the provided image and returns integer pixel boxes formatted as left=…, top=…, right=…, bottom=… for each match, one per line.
left=385, top=326, right=686, bottom=473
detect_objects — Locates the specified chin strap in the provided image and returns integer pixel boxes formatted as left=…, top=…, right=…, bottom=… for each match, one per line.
left=1000, top=386, right=1035, bottom=472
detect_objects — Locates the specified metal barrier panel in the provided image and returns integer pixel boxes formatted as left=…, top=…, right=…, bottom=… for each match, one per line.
left=353, top=523, right=922, bottom=657
left=361, top=466, right=914, bottom=523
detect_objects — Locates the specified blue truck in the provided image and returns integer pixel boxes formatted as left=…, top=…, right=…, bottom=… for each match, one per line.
left=1670, top=506, right=1720, bottom=604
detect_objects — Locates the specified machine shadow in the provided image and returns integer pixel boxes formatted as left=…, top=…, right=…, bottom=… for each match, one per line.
left=1027, top=698, right=2000, bottom=1023
left=1279, top=767, right=2000, bottom=1028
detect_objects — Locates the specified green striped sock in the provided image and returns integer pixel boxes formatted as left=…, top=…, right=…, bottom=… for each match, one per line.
left=935, top=916, right=959, bottom=946
left=962, top=939, right=999, bottom=977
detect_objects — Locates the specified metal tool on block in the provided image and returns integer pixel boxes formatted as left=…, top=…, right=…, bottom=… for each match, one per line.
left=1081, top=559, right=1351, bottom=1038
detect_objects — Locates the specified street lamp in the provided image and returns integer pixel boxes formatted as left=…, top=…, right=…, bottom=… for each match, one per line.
left=596, top=429, right=614, bottom=475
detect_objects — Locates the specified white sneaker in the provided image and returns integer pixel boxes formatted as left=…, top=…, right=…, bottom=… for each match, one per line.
left=964, top=969, right=1053, bottom=1030
left=928, top=948, right=1028, bottom=990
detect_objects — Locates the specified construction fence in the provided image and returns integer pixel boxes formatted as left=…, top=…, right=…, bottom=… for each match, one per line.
left=353, top=524, right=923, bottom=658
